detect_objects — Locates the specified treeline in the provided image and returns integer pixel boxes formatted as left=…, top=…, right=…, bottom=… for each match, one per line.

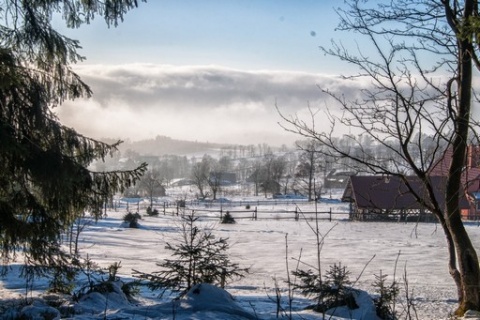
left=94, top=134, right=442, bottom=203
left=102, top=135, right=291, bottom=157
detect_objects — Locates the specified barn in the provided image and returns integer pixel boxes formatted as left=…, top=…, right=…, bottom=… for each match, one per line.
left=429, top=146, right=480, bottom=219
left=342, top=175, right=470, bottom=221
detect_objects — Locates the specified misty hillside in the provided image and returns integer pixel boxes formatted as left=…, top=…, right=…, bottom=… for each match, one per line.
left=106, top=135, right=241, bottom=156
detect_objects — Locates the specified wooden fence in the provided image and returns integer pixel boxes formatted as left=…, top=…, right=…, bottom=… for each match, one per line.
left=107, top=198, right=350, bottom=222
left=110, top=199, right=444, bottom=223
left=196, top=207, right=338, bottom=222
left=110, top=198, right=314, bottom=212
left=114, top=205, right=346, bottom=223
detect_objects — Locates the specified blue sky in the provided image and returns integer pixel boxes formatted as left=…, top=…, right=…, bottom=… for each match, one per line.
left=61, top=1, right=341, bottom=72
left=55, top=1, right=364, bottom=147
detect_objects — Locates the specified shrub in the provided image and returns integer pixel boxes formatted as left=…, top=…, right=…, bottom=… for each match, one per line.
left=221, top=211, right=236, bottom=224
left=105, top=261, right=140, bottom=299
left=123, top=212, right=142, bottom=228
left=146, top=206, right=159, bottom=216
left=74, top=260, right=140, bottom=302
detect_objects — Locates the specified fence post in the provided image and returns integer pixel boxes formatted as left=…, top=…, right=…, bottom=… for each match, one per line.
left=163, top=202, right=166, bottom=215
left=255, top=207, right=257, bottom=221
left=329, top=208, right=332, bottom=222
left=126, top=202, right=129, bottom=212
left=220, top=207, right=223, bottom=220
left=295, top=208, right=298, bottom=221
left=137, top=201, right=140, bottom=212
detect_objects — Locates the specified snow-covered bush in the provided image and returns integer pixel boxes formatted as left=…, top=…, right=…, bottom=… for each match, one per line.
left=73, top=260, right=139, bottom=303
left=122, top=211, right=142, bottom=228
left=146, top=206, right=159, bottom=216
left=221, top=211, right=236, bottom=224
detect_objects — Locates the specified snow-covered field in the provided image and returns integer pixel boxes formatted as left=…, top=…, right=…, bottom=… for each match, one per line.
left=1, top=190, right=478, bottom=319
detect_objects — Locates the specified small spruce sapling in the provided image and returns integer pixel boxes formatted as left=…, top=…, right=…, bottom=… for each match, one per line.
left=372, top=270, right=399, bottom=320
left=123, top=211, right=142, bottom=228
left=133, top=211, right=248, bottom=296
left=48, top=265, right=78, bottom=295
left=146, top=206, right=159, bottom=216
left=221, top=211, right=236, bottom=224
left=293, top=262, right=358, bottom=312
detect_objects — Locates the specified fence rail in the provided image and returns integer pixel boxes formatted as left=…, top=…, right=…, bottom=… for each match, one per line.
left=108, top=199, right=446, bottom=223
left=114, top=206, right=347, bottom=223
left=107, top=197, right=351, bottom=222
left=110, top=198, right=315, bottom=212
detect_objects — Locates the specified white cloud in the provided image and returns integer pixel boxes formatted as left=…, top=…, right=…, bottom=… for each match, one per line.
left=56, top=64, right=366, bottom=146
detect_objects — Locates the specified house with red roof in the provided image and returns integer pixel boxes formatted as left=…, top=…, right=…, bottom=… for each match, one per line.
left=428, top=145, right=480, bottom=219
left=342, top=146, right=479, bottom=221
left=342, top=175, right=470, bottom=221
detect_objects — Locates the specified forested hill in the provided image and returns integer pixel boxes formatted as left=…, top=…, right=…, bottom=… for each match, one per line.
left=103, top=135, right=236, bottom=156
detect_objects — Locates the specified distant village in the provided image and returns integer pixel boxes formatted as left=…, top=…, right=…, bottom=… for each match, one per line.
left=94, top=135, right=480, bottom=223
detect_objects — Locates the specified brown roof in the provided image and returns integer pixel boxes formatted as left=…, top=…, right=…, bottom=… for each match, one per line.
left=342, top=175, right=470, bottom=212
left=429, top=147, right=480, bottom=193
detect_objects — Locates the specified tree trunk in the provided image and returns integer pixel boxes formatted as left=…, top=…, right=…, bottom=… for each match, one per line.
left=447, top=6, right=480, bottom=312
left=435, top=212, right=463, bottom=302
left=447, top=211, right=480, bottom=314
left=308, top=163, right=314, bottom=201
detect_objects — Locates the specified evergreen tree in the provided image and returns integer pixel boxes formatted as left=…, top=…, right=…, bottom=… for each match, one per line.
left=133, top=211, right=248, bottom=296
left=0, top=1, right=147, bottom=265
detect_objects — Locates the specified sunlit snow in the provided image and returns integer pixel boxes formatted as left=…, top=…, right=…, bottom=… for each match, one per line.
left=0, top=189, right=475, bottom=319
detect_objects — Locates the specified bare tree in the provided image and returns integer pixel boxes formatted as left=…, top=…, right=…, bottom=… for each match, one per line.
left=207, top=169, right=222, bottom=200
left=191, top=155, right=212, bottom=199
left=260, top=153, right=284, bottom=197
left=248, top=160, right=264, bottom=197
left=236, top=158, right=251, bottom=182
left=139, top=168, right=165, bottom=208
left=271, top=155, right=287, bottom=192
left=295, top=140, right=323, bottom=201
left=156, top=159, right=174, bottom=187
left=218, top=155, right=233, bottom=172
left=280, top=0, right=480, bottom=315
left=281, top=152, right=298, bottom=195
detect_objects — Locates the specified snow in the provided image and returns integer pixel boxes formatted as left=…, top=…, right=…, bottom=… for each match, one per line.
left=1, top=189, right=479, bottom=319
